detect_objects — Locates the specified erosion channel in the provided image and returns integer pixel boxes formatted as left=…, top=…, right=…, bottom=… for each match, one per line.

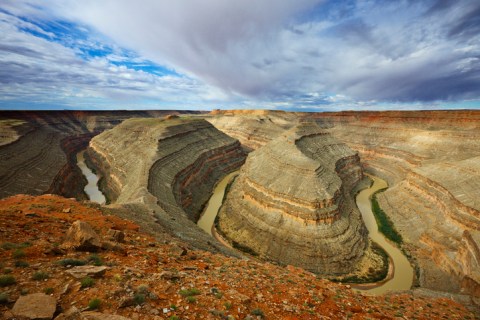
left=77, top=150, right=106, bottom=204
left=199, top=172, right=414, bottom=294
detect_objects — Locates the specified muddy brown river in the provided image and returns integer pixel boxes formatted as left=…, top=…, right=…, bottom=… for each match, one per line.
left=77, top=150, right=106, bottom=204
left=198, top=172, right=414, bottom=294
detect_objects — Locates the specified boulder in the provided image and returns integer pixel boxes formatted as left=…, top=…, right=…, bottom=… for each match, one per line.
left=12, top=293, right=57, bottom=320
left=61, top=221, right=102, bottom=252
left=66, top=266, right=108, bottom=279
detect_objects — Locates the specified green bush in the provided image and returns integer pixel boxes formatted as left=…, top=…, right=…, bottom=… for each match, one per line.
left=88, top=298, right=101, bottom=310
left=1, top=242, right=31, bottom=251
left=32, top=271, right=49, bottom=281
left=15, top=260, right=29, bottom=268
left=133, top=293, right=146, bottom=305
left=371, top=191, right=403, bottom=245
left=57, top=259, right=86, bottom=267
left=44, top=287, right=54, bottom=294
left=88, top=254, right=103, bottom=266
left=179, top=288, right=200, bottom=297
left=0, top=275, right=15, bottom=287
left=80, top=277, right=95, bottom=288
left=12, top=249, right=26, bottom=259
left=0, top=292, right=8, bottom=303
left=186, top=296, right=196, bottom=303
left=251, top=308, right=265, bottom=318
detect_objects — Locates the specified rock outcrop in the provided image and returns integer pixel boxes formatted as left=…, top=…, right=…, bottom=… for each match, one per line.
left=0, top=111, right=200, bottom=200
left=207, top=110, right=297, bottom=151
left=87, top=118, right=246, bottom=253
left=12, top=293, right=57, bottom=320
left=315, top=111, right=480, bottom=297
left=217, top=122, right=368, bottom=275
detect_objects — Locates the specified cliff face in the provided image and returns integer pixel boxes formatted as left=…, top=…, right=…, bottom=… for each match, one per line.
left=206, top=110, right=297, bottom=151
left=0, top=111, right=198, bottom=200
left=217, top=122, right=368, bottom=275
left=87, top=118, right=246, bottom=253
left=315, top=111, right=480, bottom=297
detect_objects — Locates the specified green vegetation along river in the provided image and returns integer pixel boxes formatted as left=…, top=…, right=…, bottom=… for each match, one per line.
left=355, top=175, right=414, bottom=294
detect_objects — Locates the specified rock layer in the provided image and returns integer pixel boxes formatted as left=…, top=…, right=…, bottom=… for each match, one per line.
left=218, top=122, right=367, bottom=275
left=313, top=111, right=480, bottom=297
left=87, top=118, right=246, bottom=253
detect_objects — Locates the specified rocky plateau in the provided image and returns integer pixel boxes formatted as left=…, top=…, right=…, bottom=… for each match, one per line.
left=1, top=110, right=480, bottom=317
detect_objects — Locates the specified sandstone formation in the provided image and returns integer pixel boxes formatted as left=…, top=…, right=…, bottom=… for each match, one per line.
left=217, top=121, right=368, bottom=275
left=61, top=220, right=102, bottom=252
left=0, top=111, right=199, bottom=200
left=207, top=109, right=297, bottom=151
left=12, top=293, right=57, bottom=320
left=313, top=111, right=480, bottom=298
left=87, top=117, right=246, bottom=253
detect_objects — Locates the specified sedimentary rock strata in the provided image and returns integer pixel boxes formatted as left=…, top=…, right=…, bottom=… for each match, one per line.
left=207, top=109, right=297, bottom=151
left=217, top=121, right=368, bottom=275
left=87, top=118, right=246, bottom=253
left=316, top=111, right=480, bottom=298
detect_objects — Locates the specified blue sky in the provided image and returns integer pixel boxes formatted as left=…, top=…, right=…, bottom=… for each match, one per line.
left=0, top=0, right=479, bottom=111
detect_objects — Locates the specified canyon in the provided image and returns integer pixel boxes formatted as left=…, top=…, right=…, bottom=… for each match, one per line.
left=0, top=110, right=480, bottom=316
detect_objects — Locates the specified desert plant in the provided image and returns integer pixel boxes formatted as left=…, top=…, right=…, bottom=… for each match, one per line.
left=0, top=275, right=15, bottom=287
left=133, top=293, right=146, bottom=305
left=186, top=296, right=196, bottom=303
left=15, top=260, right=29, bottom=268
left=179, top=288, right=200, bottom=297
left=44, top=287, right=54, bottom=294
left=88, top=254, right=103, bottom=266
left=251, top=308, right=265, bottom=318
left=0, top=292, right=8, bottom=304
left=32, top=271, right=49, bottom=281
left=12, top=249, right=25, bottom=259
left=88, top=298, right=101, bottom=310
left=80, top=276, right=95, bottom=288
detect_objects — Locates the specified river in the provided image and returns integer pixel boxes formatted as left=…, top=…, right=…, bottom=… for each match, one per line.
left=198, top=172, right=414, bottom=294
left=197, top=171, right=239, bottom=235
left=355, top=175, right=413, bottom=294
left=76, top=150, right=106, bottom=204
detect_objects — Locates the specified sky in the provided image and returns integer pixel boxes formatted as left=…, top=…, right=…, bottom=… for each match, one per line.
left=0, top=0, right=479, bottom=111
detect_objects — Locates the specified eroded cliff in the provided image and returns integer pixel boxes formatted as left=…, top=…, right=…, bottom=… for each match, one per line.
left=87, top=117, right=246, bottom=253
left=217, top=121, right=369, bottom=275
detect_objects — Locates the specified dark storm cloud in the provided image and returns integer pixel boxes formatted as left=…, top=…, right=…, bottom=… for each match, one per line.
left=1, top=0, right=480, bottom=110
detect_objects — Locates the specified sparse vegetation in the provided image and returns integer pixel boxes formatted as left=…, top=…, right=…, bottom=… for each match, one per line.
left=0, top=275, right=15, bottom=287
left=80, top=276, right=95, bottom=288
left=0, top=292, right=8, bottom=304
left=15, top=260, right=29, bottom=268
left=1, top=242, right=30, bottom=251
left=251, top=308, right=265, bottom=318
left=88, top=298, right=102, bottom=310
left=12, top=249, right=26, bottom=259
left=179, top=288, right=200, bottom=297
left=44, top=287, right=54, bottom=294
left=134, top=293, right=146, bottom=305
left=88, top=254, right=103, bottom=266
left=186, top=296, right=197, bottom=303
left=371, top=190, right=403, bottom=245
left=32, top=271, right=49, bottom=281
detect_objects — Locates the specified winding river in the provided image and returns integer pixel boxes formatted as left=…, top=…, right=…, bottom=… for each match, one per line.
left=76, top=150, right=106, bottom=204
left=198, top=172, right=414, bottom=294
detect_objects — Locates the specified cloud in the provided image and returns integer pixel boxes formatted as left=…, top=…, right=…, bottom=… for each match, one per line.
left=1, top=0, right=479, bottom=110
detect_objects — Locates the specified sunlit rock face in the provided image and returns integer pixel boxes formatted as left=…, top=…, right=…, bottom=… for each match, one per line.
left=218, top=121, right=368, bottom=275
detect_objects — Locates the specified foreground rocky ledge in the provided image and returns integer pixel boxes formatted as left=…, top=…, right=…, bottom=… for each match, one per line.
left=0, top=194, right=476, bottom=319
left=218, top=122, right=369, bottom=275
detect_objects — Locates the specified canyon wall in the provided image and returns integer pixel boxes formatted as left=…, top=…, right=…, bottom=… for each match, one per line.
left=207, top=110, right=297, bottom=151
left=87, top=117, right=246, bottom=253
left=312, top=111, right=480, bottom=298
left=0, top=111, right=199, bottom=200
left=217, top=121, right=368, bottom=275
